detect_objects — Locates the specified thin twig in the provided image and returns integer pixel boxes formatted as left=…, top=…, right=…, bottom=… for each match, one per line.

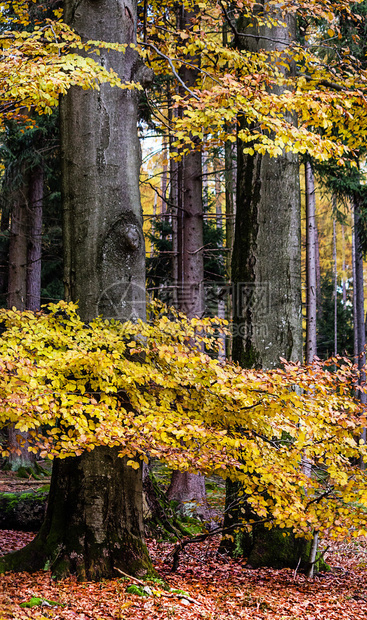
left=293, top=556, right=302, bottom=581
left=114, top=567, right=146, bottom=586
left=143, top=42, right=200, bottom=100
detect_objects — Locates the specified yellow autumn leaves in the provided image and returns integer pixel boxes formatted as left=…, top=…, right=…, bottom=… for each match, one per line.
left=0, top=300, right=367, bottom=540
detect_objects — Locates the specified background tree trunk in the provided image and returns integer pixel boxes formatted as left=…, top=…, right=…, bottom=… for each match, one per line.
left=0, top=0, right=153, bottom=581
left=305, top=161, right=317, bottom=362
left=353, top=197, right=367, bottom=459
left=333, top=216, right=338, bottom=355
left=7, top=167, right=37, bottom=470
left=26, top=164, right=43, bottom=312
left=166, top=3, right=209, bottom=519
left=7, top=174, right=28, bottom=311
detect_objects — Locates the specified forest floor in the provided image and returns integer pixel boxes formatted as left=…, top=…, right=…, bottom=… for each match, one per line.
left=1, top=529, right=367, bottom=619
left=1, top=472, right=367, bottom=619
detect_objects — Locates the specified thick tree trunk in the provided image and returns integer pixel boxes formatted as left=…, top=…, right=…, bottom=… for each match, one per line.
left=231, top=8, right=301, bottom=368
left=231, top=132, right=301, bottom=369
left=2, top=449, right=151, bottom=580
left=221, top=7, right=303, bottom=566
left=0, top=0, right=153, bottom=581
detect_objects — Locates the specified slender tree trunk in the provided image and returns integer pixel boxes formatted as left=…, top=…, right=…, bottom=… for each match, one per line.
left=26, top=165, right=43, bottom=312
left=161, top=135, right=168, bottom=216
left=315, top=225, right=321, bottom=314
left=225, top=132, right=236, bottom=360
left=215, top=157, right=222, bottom=231
left=304, top=162, right=318, bottom=577
left=223, top=18, right=236, bottom=284
left=170, top=100, right=179, bottom=308
left=202, top=144, right=209, bottom=211
left=305, top=161, right=317, bottom=362
left=7, top=177, right=28, bottom=311
left=167, top=4, right=208, bottom=517
left=7, top=168, right=37, bottom=470
left=224, top=138, right=236, bottom=281
left=333, top=217, right=338, bottom=355
left=352, top=225, right=359, bottom=361
left=354, top=202, right=365, bottom=365
left=0, top=0, right=153, bottom=581
left=342, top=224, right=347, bottom=305
left=0, top=191, right=10, bottom=304
left=150, top=192, right=157, bottom=258
left=175, top=5, right=204, bottom=320
left=353, top=197, right=367, bottom=459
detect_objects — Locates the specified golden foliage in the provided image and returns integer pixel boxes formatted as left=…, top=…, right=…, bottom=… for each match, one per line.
left=0, top=301, right=367, bottom=540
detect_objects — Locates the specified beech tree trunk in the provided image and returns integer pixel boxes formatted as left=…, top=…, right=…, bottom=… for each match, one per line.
left=231, top=10, right=302, bottom=369
left=0, top=0, right=153, bottom=581
left=221, top=6, right=303, bottom=566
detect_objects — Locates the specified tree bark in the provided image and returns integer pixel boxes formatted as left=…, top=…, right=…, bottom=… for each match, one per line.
left=221, top=5, right=303, bottom=566
left=167, top=4, right=208, bottom=518
left=7, top=175, right=28, bottom=311
left=231, top=10, right=302, bottom=370
left=224, top=137, right=236, bottom=281
left=353, top=197, right=367, bottom=457
left=2, top=449, right=151, bottom=580
left=175, top=5, right=204, bottom=321
left=333, top=216, right=338, bottom=355
left=7, top=167, right=37, bottom=470
left=305, top=161, right=317, bottom=363
left=26, top=165, right=43, bottom=312
left=0, top=0, right=153, bottom=581
left=0, top=191, right=10, bottom=305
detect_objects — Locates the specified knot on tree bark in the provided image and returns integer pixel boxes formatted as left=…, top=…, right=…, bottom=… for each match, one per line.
left=124, top=224, right=140, bottom=251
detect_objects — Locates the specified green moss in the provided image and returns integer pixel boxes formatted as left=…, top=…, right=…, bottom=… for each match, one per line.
left=126, top=585, right=149, bottom=597
left=244, top=525, right=310, bottom=570
left=0, top=489, right=48, bottom=511
left=20, top=597, right=61, bottom=608
left=147, top=577, right=170, bottom=591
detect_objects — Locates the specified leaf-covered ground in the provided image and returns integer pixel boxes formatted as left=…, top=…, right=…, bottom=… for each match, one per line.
left=1, top=530, right=367, bottom=620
